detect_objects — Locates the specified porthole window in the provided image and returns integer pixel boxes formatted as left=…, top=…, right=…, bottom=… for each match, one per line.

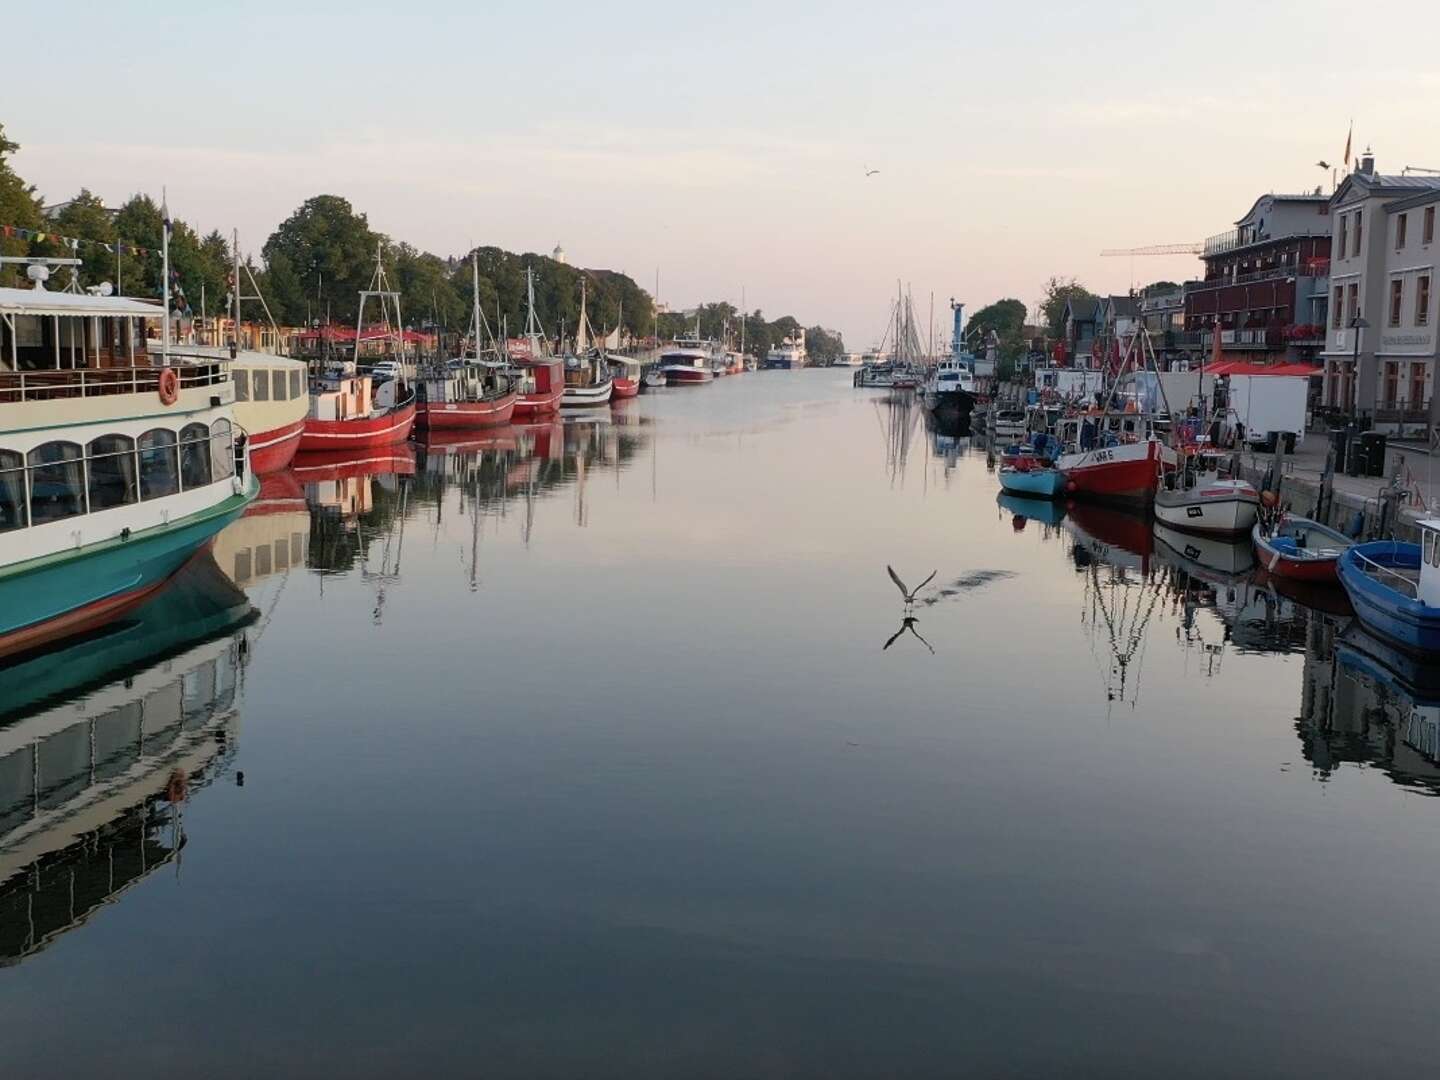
left=27, top=441, right=85, bottom=524
left=0, top=449, right=26, bottom=532
left=138, top=429, right=180, bottom=499
left=87, top=434, right=138, bottom=511
left=179, top=423, right=212, bottom=489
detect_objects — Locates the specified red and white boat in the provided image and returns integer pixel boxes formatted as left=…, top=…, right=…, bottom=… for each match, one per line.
left=299, top=369, right=416, bottom=452
left=1154, top=452, right=1259, bottom=537
left=417, top=257, right=518, bottom=430
left=606, top=354, right=641, bottom=398
left=1252, top=514, right=1354, bottom=582
left=510, top=358, right=564, bottom=418
left=168, top=348, right=308, bottom=474
left=1054, top=422, right=1175, bottom=503
left=660, top=332, right=715, bottom=385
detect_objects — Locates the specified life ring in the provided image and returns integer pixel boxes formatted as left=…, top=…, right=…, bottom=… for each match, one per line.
left=157, top=367, right=179, bottom=405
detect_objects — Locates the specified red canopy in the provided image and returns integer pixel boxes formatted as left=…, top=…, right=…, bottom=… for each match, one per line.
left=1203, top=360, right=1322, bottom=377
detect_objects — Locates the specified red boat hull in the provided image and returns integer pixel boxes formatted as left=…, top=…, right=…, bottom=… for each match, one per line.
left=1061, top=440, right=1164, bottom=503
left=611, top=378, right=639, bottom=399
left=666, top=368, right=713, bottom=385
left=247, top=418, right=305, bottom=474
left=1252, top=543, right=1341, bottom=582
left=512, top=385, right=564, bottom=418
left=416, top=392, right=517, bottom=430
left=298, top=401, right=416, bottom=453
left=291, top=445, right=417, bottom=482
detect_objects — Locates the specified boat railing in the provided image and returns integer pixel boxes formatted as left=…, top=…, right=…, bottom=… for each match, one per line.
left=0, top=362, right=230, bottom=404
left=1352, top=545, right=1421, bottom=598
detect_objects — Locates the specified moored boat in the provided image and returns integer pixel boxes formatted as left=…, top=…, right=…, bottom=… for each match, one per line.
left=660, top=333, right=715, bottom=385
left=1054, top=427, right=1174, bottom=503
left=1252, top=514, right=1353, bottom=581
left=1154, top=477, right=1259, bottom=537
left=998, top=464, right=1066, bottom=498
left=416, top=257, right=518, bottom=431
left=1337, top=521, right=1440, bottom=654
left=1, top=262, right=257, bottom=656
left=299, top=369, right=416, bottom=451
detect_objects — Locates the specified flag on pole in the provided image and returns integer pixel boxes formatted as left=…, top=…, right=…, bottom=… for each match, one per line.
left=1343, top=121, right=1352, bottom=172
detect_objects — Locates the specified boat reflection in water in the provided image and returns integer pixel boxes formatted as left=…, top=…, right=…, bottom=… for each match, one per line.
left=0, top=553, right=256, bottom=966
left=1298, top=617, right=1440, bottom=794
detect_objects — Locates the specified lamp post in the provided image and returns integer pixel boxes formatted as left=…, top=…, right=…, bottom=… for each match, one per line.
left=1348, top=313, right=1369, bottom=421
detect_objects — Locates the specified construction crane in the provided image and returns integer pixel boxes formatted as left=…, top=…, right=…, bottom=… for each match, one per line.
left=1099, top=243, right=1203, bottom=256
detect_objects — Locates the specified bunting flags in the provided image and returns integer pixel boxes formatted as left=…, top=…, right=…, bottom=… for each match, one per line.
left=0, top=223, right=154, bottom=257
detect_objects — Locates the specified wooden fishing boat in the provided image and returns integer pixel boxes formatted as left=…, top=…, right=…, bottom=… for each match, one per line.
left=1337, top=522, right=1440, bottom=654
left=1252, top=514, right=1353, bottom=581
left=416, top=257, right=518, bottom=430
left=1154, top=477, right=1259, bottom=537
left=300, top=372, right=416, bottom=451
left=510, top=358, right=565, bottom=417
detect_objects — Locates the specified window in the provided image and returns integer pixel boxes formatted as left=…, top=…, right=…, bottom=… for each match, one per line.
left=1337, top=216, right=1348, bottom=260
left=1411, top=363, right=1427, bottom=408
left=27, top=441, right=85, bottom=524
left=1354, top=210, right=1363, bottom=255
left=1424, top=206, right=1436, bottom=245
left=86, top=434, right=138, bottom=511
left=1390, top=279, right=1405, bottom=326
left=233, top=369, right=249, bottom=401
left=272, top=369, right=287, bottom=401
left=138, top=429, right=179, bottom=499
left=1418, top=275, right=1432, bottom=327
left=179, top=423, right=212, bottom=489
left=1384, top=361, right=1399, bottom=407
left=0, top=449, right=25, bottom=532
left=289, top=368, right=302, bottom=399
left=210, top=418, right=235, bottom=480
left=1332, top=284, right=1344, bottom=328
left=1347, top=283, right=1359, bottom=322
left=1397, top=213, right=1408, bottom=250
left=252, top=368, right=269, bottom=401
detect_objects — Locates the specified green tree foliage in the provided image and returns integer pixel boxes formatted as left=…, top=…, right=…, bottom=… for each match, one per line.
left=263, top=195, right=382, bottom=326
left=0, top=123, right=42, bottom=284
left=1140, top=280, right=1179, bottom=297
left=804, top=326, right=845, bottom=360
left=1040, top=276, right=1098, bottom=336
left=966, top=297, right=1027, bottom=360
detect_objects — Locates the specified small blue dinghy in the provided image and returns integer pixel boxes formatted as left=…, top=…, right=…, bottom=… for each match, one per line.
left=1337, top=518, right=1440, bottom=655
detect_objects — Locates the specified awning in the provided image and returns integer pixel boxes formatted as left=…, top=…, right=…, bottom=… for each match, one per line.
left=0, top=286, right=163, bottom=318
left=1203, top=360, right=1322, bottom=377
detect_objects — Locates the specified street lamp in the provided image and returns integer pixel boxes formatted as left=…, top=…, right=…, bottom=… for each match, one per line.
left=1348, top=313, right=1369, bottom=420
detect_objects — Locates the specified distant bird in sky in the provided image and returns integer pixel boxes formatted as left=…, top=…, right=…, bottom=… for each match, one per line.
left=864, top=165, right=880, bottom=177
left=1316, top=159, right=1330, bottom=169
left=887, top=565, right=936, bottom=611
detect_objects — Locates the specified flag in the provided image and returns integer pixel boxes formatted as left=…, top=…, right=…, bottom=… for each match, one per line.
left=1343, top=122, right=1352, bottom=172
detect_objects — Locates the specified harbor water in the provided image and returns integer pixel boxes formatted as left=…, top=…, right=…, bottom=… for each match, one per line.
left=5, top=371, right=1440, bottom=1077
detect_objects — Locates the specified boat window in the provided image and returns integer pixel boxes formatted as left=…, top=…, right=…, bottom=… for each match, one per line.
left=272, top=369, right=287, bottom=401
left=26, top=441, right=86, bottom=524
left=87, top=434, right=138, bottom=511
left=233, top=369, right=249, bottom=401
left=290, top=369, right=302, bottom=399
left=252, top=369, right=269, bottom=401
left=0, top=449, right=26, bottom=532
left=210, top=418, right=235, bottom=481
left=138, top=428, right=180, bottom=499
left=179, top=423, right=212, bottom=488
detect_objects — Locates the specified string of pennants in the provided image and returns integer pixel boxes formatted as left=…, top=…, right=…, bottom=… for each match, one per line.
left=1, top=223, right=156, bottom=258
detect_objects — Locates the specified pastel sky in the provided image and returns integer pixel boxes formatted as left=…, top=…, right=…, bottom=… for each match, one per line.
left=6, top=0, right=1437, bottom=346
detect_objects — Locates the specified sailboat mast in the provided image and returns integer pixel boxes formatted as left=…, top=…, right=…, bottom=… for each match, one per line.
left=471, top=254, right=481, bottom=359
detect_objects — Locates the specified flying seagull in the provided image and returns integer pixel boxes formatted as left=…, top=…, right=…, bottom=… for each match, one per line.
left=887, top=565, right=936, bottom=610
left=864, top=165, right=880, bottom=177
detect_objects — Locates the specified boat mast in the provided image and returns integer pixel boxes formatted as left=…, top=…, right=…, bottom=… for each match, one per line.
left=470, top=253, right=482, bottom=360
left=524, top=267, right=544, bottom=357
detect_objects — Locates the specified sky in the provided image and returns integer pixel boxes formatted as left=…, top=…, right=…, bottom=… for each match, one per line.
left=5, top=0, right=1438, bottom=347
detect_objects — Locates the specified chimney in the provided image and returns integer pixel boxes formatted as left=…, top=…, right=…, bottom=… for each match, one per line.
left=1359, top=149, right=1375, bottom=176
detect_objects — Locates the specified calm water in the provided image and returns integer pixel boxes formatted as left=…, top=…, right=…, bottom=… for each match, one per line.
left=4, top=372, right=1440, bottom=1078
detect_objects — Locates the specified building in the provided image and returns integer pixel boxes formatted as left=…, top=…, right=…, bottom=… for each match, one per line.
left=1138, top=286, right=1194, bottom=369
left=1322, top=155, right=1440, bottom=435
left=1184, top=192, right=1331, bottom=368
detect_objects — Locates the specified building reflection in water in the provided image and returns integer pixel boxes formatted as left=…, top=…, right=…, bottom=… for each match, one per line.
left=0, top=554, right=256, bottom=966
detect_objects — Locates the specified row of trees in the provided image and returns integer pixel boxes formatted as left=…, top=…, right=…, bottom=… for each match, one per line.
left=1, top=121, right=839, bottom=357
left=655, top=301, right=844, bottom=360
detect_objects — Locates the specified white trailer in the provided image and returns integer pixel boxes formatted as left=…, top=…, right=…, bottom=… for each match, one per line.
left=1224, top=374, right=1308, bottom=449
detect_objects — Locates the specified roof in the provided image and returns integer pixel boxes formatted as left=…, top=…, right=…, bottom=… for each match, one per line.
left=1235, top=192, right=1329, bottom=226
left=1204, top=360, right=1321, bottom=377
left=1332, top=170, right=1440, bottom=207
left=0, top=286, right=163, bottom=319
left=1383, top=186, right=1440, bottom=214
left=1105, top=295, right=1139, bottom=317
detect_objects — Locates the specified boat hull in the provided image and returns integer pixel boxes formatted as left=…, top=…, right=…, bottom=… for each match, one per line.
left=512, top=385, right=564, bottom=417
left=665, top=367, right=713, bottom=385
left=1251, top=517, right=1352, bottom=582
left=246, top=418, right=305, bottom=475
left=1153, top=486, right=1259, bottom=537
left=562, top=381, right=614, bottom=407
left=299, top=399, right=416, bottom=452
left=415, top=393, right=517, bottom=430
left=1338, top=542, right=1440, bottom=654
left=1057, top=440, right=1168, bottom=503
left=612, top=378, right=639, bottom=399
left=998, top=466, right=1066, bottom=498
left=0, top=480, right=257, bottom=657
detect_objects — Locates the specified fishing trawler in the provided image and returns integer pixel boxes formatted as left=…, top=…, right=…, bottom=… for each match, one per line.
left=765, top=332, right=806, bottom=370
left=0, top=257, right=257, bottom=655
left=659, top=329, right=715, bottom=385
left=415, top=257, right=516, bottom=430
left=561, top=280, right=614, bottom=407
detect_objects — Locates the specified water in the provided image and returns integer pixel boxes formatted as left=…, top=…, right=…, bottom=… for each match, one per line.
left=4, top=372, right=1440, bottom=1078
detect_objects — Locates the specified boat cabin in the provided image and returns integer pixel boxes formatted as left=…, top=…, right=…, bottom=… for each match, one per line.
left=511, top=358, right=562, bottom=396
left=1054, top=411, right=1156, bottom=452
left=1420, top=519, right=1440, bottom=607
left=310, top=373, right=375, bottom=422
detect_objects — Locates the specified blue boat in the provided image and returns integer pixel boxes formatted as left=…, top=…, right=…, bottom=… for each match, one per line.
left=998, top=465, right=1067, bottom=498
left=1336, top=520, right=1440, bottom=654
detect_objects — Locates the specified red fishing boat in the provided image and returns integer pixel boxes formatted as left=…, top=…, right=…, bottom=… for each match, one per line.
left=417, top=257, right=519, bottom=429
left=510, top=358, right=564, bottom=417
left=1252, top=514, right=1354, bottom=582
left=299, top=370, right=416, bottom=452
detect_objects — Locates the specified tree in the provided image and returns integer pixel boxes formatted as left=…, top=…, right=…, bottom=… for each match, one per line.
left=39, top=189, right=115, bottom=289
left=805, top=326, right=845, bottom=360
left=1040, top=276, right=1097, bottom=336
left=1140, top=280, right=1179, bottom=297
left=0, top=123, right=42, bottom=285
left=966, top=298, right=1027, bottom=361
left=262, top=195, right=381, bottom=325
left=112, top=194, right=164, bottom=298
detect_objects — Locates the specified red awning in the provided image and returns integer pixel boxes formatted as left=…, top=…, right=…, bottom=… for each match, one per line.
left=1203, top=360, right=1322, bottom=377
